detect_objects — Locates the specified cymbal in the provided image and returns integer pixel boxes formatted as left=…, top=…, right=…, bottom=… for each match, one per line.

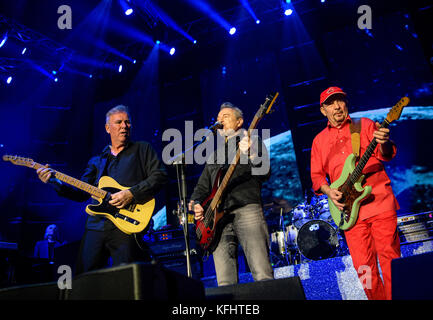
left=263, top=198, right=293, bottom=215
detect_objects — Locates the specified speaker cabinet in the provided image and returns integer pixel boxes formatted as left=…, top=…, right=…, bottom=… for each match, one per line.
left=205, top=277, right=306, bottom=300
left=65, top=262, right=205, bottom=300
left=0, top=282, right=61, bottom=300
left=392, top=251, right=433, bottom=300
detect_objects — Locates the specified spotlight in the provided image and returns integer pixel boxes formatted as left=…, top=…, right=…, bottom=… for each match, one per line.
left=256, top=20, right=260, bottom=24
left=156, top=40, right=161, bottom=45
left=54, top=78, right=58, bottom=82
left=284, top=9, right=293, bottom=16
left=120, top=0, right=134, bottom=16
left=52, top=70, right=57, bottom=75
left=118, top=64, right=123, bottom=72
left=6, top=76, right=12, bottom=84
left=229, top=27, right=236, bottom=35
left=89, top=74, right=93, bottom=78
left=21, top=47, right=27, bottom=55
left=193, top=40, right=197, bottom=44
left=169, top=47, right=176, bottom=55
left=0, top=34, right=7, bottom=48
left=133, top=59, right=137, bottom=64
left=321, top=0, right=326, bottom=3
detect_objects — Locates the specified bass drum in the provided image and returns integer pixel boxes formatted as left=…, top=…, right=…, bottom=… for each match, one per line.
left=296, top=220, right=339, bottom=260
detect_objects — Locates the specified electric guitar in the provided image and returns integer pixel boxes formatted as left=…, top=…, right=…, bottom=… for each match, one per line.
left=195, top=92, right=279, bottom=253
left=2, top=155, right=155, bottom=234
left=328, top=96, right=409, bottom=230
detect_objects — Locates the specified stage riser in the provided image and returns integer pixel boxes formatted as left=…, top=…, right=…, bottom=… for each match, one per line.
left=0, top=241, right=431, bottom=300
left=201, top=240, right=433, bottom=300
left=205, top=277, right=305, bottom=300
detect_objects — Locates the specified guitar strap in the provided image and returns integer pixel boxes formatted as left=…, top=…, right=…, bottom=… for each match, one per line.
left=349, top=118, right=361, bottom=159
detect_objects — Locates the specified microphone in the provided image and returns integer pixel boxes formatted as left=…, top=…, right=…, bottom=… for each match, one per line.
left=208, top=121, right=223, bottom=132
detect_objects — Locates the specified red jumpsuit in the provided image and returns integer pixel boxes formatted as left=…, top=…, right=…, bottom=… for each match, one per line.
left=311, top=116, right=401, bottom=300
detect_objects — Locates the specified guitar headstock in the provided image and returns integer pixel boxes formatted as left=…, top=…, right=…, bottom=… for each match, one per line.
left=386, top=97, right=409, bottom=123
left=2, top=155, right=35, bottom=168
left=254, top=92, right=279, bottom=120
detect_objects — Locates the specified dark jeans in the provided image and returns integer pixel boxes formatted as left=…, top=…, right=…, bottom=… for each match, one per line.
left=75, top=227, right=149, bottom=275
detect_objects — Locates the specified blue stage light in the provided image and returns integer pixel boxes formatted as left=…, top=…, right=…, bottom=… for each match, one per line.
left=89, top=74, right=93, bottom=78
left=133, top=59, right=137, bottom=64
left=229, top=27, right=236, bottom=35
left=284, top=9, right=293, bottom=16
left=156, top=40, right=161, bottom=45
left=169, top=47, right=176, bottom=55
left=119, top=0, right=133, bottom=16
left=193, top=40, right=197, bottom=44
left=256, top=20, right=260, bottom=24
left=321, top=0, right=326, bottom=3
left=6, top=76, right=12, bottom=84
left=0, top=34, right=7, bottom=48
left=52, top=70, right=57, bottom=75
left=21, top=47, right=27, bottom=55
left=118, top=64, right=123, bottom=72
left=54, top=78, right=58, bottom=82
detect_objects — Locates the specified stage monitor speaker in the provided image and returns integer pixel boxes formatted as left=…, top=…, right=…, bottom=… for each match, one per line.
left=205, top=277, right=306, bottom=300
left=65, top=262, right=205, bottom=300
left=392, top=251, right=433, bottom=300
left=0, top=282, right=61, bottom=300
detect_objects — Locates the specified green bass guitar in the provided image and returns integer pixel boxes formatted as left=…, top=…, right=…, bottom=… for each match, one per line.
left=328, top=97, right=409, bottom=230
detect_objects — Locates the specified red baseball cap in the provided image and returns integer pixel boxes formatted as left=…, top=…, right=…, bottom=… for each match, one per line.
left=320, top=86, right=346, bottom=105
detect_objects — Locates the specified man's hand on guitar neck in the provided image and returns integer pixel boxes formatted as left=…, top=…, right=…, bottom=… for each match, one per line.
left=321, top=185, right=345, bottom=211
left=36, top=164, right=55, bottom=184
left=188, top=200, right=204, bottom=221
left=373, top=122, right=394, bottom=157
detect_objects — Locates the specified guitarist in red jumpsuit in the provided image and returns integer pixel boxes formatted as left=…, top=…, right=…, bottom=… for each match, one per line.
left=189, top=102, right=274, bottom=286
left=310, top=87, right=401, bottom=300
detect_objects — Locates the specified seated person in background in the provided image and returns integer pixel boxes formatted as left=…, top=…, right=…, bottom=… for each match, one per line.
left=34, top=224, right=65, bottom=260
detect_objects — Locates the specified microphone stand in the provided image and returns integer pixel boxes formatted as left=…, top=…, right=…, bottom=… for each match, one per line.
left=173, top=155, right=192, bottom=278
left=170, top=125, right=219, bottom=278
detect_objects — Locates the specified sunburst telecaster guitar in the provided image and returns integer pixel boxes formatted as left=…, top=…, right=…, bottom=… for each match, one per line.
left=2, top=155, right=155, bottom=234
left=328, top=97, right=409, bottom=230
left=195, top=92, right=279, bottom=253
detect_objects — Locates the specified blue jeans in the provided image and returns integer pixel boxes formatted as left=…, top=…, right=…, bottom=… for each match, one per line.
left=213, top=203, right=274, bottom=286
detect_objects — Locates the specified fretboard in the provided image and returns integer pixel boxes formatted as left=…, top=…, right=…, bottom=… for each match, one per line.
left=32, top=162, right=107, bottom=199
left=350, top=119, right=390, bottom=183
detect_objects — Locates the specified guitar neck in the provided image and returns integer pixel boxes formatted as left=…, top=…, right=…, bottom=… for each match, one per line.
left=350, top=119, right=390, bottom=183
left=32, top=162, right=107, bottom=199
left=208, top=117, right=260, bottom=209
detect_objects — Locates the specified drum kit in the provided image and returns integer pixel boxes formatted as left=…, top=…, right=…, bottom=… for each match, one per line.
left=264, top=195, right=349, bottom=267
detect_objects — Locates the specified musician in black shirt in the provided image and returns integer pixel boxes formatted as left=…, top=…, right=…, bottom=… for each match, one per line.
left=189, top=102, right=274, bottom=286
left=37, top=105, right=168, bottom=274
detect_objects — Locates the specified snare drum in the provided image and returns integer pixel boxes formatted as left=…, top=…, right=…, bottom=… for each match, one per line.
left=296, top=219, right=339, bottom=260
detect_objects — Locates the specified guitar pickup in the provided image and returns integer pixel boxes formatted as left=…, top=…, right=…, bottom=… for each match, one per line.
left=114, top=212, right=140, bottom=225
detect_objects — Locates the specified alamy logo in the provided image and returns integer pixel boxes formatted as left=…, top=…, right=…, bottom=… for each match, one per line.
left=57, top=265, right=72, bottom=289
left=357, top=5, right=372, bottom=30
left=58, top=5, right=72, bottom=30
left=161, top=122, right=270, bottom=176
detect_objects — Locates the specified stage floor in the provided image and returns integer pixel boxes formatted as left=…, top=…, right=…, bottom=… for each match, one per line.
left=200, top=240, right=433, bottom=300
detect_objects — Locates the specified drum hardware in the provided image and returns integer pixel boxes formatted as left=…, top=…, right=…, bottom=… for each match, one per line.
left=269, top=208, right=301, bottom=266
left=268, top=195, right=350, bottom=265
